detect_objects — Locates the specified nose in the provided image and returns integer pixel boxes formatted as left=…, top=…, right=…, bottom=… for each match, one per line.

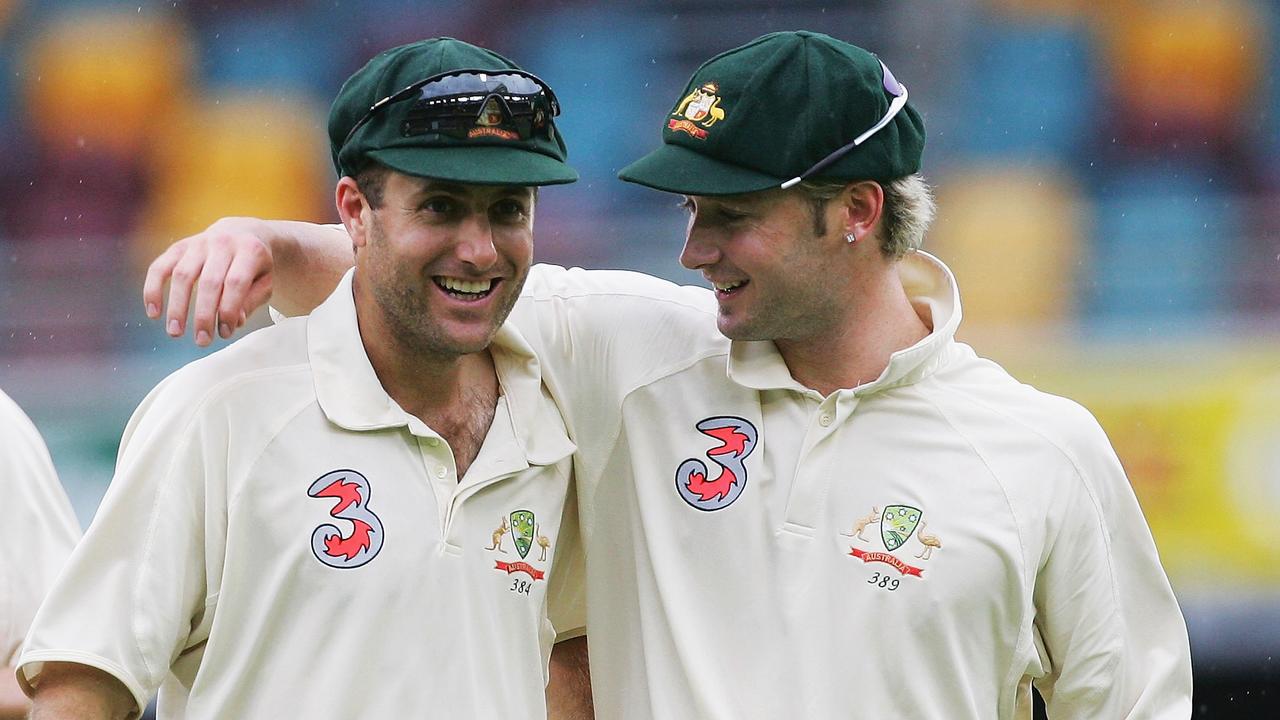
left=679, top=217, right=721, bottom=270
left=456, top=216, right=499, bottom=270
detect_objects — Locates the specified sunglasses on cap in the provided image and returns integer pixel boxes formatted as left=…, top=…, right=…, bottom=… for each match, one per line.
left=342, top=68, right=561, bottom=149
left=780, top=60, right=908, bottom=190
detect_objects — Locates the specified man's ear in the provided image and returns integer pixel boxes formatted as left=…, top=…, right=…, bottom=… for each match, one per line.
left=839, top=180, right=885, bottom=244
left=336, top=176, right=371, bottom=249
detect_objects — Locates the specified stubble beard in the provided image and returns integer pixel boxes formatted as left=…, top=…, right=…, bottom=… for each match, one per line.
left=717, top=275, right=843, bottom=344
left=365, top=220, right=528, bottom=361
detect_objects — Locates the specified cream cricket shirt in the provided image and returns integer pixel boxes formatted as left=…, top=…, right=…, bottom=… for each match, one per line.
left=512, top=253, right=1192, bottom=720
left=18, top=270, right=577, bottom=719
left=1, top=388, right=81, bottom=666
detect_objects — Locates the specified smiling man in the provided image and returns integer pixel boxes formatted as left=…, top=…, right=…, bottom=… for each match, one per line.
left=18, top=39, right=588, bottom=719
left=138, top=31, right=1190, bottom=719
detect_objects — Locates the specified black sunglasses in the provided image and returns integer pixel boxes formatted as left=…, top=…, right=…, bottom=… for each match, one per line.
left=342, top=68, right=561, bottom=149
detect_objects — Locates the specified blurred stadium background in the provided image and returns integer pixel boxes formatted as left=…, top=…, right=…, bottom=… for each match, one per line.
left=1, top=0, right=1277, bottom=715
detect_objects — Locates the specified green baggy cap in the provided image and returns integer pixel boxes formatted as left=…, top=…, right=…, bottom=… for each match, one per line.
left=618, top=31, right=924, bottom=196
left=330, top=37, right=577, bottom=186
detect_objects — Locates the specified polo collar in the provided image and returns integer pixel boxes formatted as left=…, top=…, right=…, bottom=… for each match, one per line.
left=727, top=250, right=962, bottom=395
left=308, top=269, right=574, bottom=466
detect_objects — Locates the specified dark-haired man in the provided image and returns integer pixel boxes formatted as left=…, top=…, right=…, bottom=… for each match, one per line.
left=19, top=38, right=588, bottom=719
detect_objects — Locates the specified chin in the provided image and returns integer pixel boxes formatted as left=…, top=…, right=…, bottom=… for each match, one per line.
left=716, top=317, right=752, bottom=341
left=432, top=331, right=498, bottom=357
left=400, top=322, right=498, bottom=358
left=718, top=314, right=782, bottom=342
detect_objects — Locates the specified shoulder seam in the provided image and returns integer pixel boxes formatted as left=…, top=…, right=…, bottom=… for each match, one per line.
left=226, top=392, right=324, bottom=513
left=524, top=289, right=718, bottom=319
left=130, top=362, right=313, bottom=682
left=921, top=380, right=1125, bottom=681
left=622, top=346, right=730, bottom=399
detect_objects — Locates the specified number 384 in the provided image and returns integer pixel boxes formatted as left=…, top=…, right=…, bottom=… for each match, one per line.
left=867, top=572, right=900, bottom=591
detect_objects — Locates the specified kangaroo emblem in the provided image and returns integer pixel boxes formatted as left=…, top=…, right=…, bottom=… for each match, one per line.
left=486, top=516, right=509, bottom=553
left=841, top=506, right=882, bottom=542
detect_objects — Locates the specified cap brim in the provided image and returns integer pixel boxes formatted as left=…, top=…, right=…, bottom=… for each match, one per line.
left=369, top=145, right=578, bottom=186
left=617, top=142, right=783, bottom=196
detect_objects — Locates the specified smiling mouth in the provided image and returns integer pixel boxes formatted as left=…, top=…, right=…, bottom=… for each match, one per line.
left=712, top=279, right=748, bottom=295
left=434, top=276, right=497, bottom=300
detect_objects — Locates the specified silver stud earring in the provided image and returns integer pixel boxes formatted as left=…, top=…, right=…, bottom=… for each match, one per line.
left=845, top=233, right=857, bottom=244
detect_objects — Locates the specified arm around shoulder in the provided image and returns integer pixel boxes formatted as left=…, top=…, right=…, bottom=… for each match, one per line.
left=142, top=217, right=354, bottom=344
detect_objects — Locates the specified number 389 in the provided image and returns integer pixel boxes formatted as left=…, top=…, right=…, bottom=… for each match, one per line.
left=867, top=572, right=899, bottom=591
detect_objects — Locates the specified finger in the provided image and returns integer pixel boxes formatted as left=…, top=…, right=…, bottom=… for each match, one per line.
left=143, top=244, right=184, bottom=319
left=216, top=246, right=271, bottom=338
left=225, top=290, right=264, bottom=337
left=165, top=242, right=210, bottom=338
left=228, top=277, right=273, bottom=336
left=191, top=245, right=234, bottom=347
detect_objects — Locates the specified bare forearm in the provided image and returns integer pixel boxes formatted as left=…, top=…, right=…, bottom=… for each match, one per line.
left=27, top=663, right=135, bottom=720
left=0, top=667, right=29, bottom=719
left=269, top=221, right=355, bottom=317
left=547, top=636, right=593, bottom=720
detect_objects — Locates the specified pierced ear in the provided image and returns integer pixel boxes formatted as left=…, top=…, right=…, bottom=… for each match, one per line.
left=841, top=180, right=884, bottom=242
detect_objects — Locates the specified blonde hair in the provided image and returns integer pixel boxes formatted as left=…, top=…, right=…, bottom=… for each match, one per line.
left=796, top=173, right=935, bottom=259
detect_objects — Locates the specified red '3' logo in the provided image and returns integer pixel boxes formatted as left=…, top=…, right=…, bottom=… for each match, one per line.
left=308, top=469, right=384, bottom=569
left=675, top=416, right=758, bottom=511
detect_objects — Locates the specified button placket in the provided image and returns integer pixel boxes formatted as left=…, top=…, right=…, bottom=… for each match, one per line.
left=784, top=394, right=859, bottom=533
left=414, top=434, right=457, bottom=545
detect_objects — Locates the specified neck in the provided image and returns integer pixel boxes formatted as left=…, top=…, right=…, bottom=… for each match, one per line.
left=366, top=337, right=498, bottom=422
left=353, top=300, right=498, bottom=425
left=775, top=258, right=931, bottom=397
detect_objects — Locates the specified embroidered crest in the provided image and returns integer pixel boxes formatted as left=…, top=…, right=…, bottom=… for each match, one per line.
left=308, top=469, right=385, bottom=569
left=510, top=509, right=535, bottom=559
left=487, top=510, right=551, bottom=581
left=842, top=503, right=943, bottom=581
left=669, top=81, right=727, bottom=139
left=675, top=416, right=758, bottom=511
left=880, top=504, right=922, bottom=551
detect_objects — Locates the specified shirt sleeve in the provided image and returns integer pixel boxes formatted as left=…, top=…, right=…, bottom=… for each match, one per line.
left=516, top=265, right=721, bottom=454
left=16, top=377, right=230, bottom=717
left=1032, top=420, right=1192, bottom=718
left=0, top=390, right=81, bottom=667
left=546, top=480, right=586, bottom=641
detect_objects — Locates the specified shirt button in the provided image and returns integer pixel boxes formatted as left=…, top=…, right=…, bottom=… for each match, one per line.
left=819, top=413, right=833, bottom=427
left=435, top=465, right=448, bottom=479
left=426, top=437, right=441, bottom=447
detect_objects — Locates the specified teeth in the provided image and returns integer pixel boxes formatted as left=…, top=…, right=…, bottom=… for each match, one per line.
left=714, top=280, right=745, bottom=291
left=437, top=277, right=493, bottom=294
